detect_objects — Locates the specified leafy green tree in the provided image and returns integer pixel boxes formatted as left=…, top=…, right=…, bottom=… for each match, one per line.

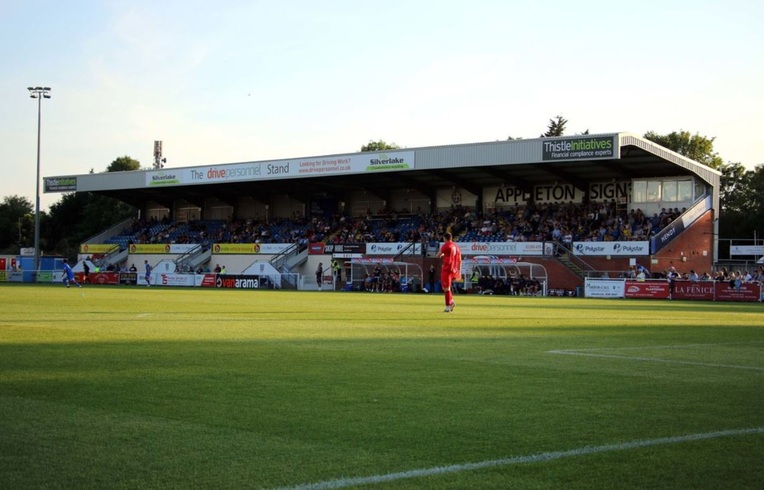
left=0, top=195, right=34, bottom=253
left=46, top=193, right=136, bottom=258
left=719, top=164, right=764, bottom=239
left=719, top=162, right=749, bottom=215
left=644, top=130, right=762, bottom=240
left=107, top=155, right=141, bottom=172
left=541, top=115, right=567, bottom=137
left=361, top=140, right=400, bottom=152
left=644, top=130, right=724, bottom=169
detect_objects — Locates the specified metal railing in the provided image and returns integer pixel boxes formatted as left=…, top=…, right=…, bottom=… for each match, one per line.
left=554, top=242, right=597, bottom=278
left=174, top=244, right=204, bottom=272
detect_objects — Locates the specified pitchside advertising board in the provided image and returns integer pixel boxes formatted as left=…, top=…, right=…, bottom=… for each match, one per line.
left=315, top=241, right=649, bottom=257
left=214, top=274, right=271, bottom=289
left=730, top=245, right=764, bottom=257
left=131, top=273, right=273, bottom=288
left=312, top=242, right=551, bottom=256
left=585, top=278, right=761, bottom=302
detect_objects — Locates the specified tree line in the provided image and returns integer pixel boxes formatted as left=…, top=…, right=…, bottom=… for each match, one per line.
left=1, top=126, right=761, bottom=259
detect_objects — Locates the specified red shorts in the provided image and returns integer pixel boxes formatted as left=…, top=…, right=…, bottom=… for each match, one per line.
left=441, top=269, right=456, bottom=291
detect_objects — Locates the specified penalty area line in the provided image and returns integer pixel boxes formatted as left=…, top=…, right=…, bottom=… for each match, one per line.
left=548, top=350, right=764, bottom=372
left=272, top=427, right=764, bottom=490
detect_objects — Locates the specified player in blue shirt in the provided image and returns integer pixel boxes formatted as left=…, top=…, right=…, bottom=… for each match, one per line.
left=144, top=260, right=152, bottom=287
left=62, top=258, right=81, bottom=288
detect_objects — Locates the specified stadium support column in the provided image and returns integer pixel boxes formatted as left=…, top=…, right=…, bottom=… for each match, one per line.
left=28, top=86, right=51, bottom=276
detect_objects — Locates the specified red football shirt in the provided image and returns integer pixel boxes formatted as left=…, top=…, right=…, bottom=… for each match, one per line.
left=440, top=241, right=462, bottom=277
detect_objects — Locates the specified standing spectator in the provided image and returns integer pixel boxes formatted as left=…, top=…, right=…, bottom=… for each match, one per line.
left=666, top=265, right=679, bottom=299
left=331, top=260, right=342, bottom=289
left=62, top=259, right=81, bottom=288
left=144, top=260, right=152, bottom=287
left=372, top=262, right=382, bottom=292
left=82, top=259, right=90, bottom=284
left=436, top=232, right=462, bottom=312
left=427, top=265, right=436, bottom=293
left=316, top=262, right=324, bottom=291
left=470, top=268, right=480, bottom=292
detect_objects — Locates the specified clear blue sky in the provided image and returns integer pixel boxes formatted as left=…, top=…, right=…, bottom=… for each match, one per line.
left=2, top=0, right=762, bottom=211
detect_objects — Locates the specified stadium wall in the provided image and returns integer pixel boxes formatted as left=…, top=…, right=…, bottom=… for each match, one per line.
left=651, top=210, right=715, bottom=275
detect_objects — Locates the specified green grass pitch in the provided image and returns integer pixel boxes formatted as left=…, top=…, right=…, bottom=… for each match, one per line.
left=1, top=284, right=762, bottom=489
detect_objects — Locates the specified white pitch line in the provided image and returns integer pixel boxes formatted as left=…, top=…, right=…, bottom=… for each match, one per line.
left=272, top=427, right=764, bottom=490
left=562, top=340, right=764, bottom=352
left=548, top=350, right=764, bottom=372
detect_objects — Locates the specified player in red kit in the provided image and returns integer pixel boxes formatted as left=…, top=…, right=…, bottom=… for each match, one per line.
left=436, top=232, right=462, bottom=312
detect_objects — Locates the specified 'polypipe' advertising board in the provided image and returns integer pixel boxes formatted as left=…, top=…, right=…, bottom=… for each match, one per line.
left=541, top=136, right=617, bottom=161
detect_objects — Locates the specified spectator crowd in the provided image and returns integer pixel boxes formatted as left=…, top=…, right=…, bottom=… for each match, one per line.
left=104, top=201, right=762, bottom=290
